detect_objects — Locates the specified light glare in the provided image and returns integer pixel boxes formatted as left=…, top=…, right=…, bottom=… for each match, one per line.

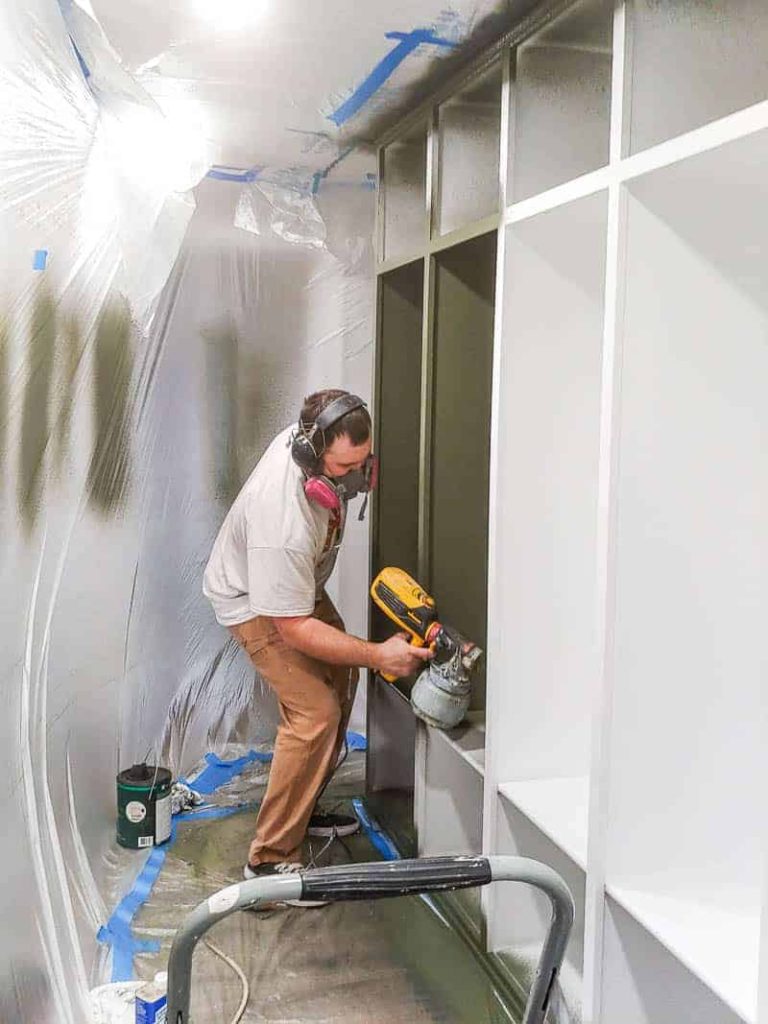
left=191, top=0, right=267, bottom=33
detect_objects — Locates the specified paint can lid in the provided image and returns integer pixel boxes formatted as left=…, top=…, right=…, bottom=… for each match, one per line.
left=117, top=763, right=172, bottom=790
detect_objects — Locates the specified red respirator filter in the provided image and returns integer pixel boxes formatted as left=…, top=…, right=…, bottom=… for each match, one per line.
left=304, top=476, right=341, bottom=511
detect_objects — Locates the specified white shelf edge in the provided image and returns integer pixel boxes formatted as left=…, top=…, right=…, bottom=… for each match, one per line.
left=606, top=884, right=759, bottom=1024
left=618, top=96, right=768, bottom=187
left=432, top=715, right=486, bottom=778
left=505, top=166, right=611, bottom=226
left=498, top=776, right=589, bottom=871
left=500, top=97, right=768, bottom=230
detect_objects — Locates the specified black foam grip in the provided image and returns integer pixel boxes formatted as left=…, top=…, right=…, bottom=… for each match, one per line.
left=300, top=856, right=492, bottom=902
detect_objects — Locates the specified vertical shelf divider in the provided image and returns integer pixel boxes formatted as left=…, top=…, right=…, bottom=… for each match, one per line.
left=583, top=2, right=629, bottom=1021
left=414, top=108, right=439, bottom=850
left=481, top=43, right=513, bottom=948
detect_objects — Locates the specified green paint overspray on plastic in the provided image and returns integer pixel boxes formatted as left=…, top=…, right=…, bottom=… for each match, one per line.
left=203, top=323, right=241, bottom=504
left=18, top=289, right=56, bottom=530
left=54, top=313, right=85, bottom=477
left=88, top=299, right=134, bottom=514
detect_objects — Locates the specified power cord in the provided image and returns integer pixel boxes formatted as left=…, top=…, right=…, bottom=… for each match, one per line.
left=203, top=939, right=250, bottom=1024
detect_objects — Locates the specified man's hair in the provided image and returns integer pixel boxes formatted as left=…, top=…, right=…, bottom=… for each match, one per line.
left=300, top=389, right=371, bottom=447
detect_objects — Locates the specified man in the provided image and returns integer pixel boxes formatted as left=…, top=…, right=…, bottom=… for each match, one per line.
left=203, top=389, right=431, bottom=895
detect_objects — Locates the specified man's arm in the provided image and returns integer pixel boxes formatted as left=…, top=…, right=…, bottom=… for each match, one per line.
left=273, top=615, right=433, bottom=679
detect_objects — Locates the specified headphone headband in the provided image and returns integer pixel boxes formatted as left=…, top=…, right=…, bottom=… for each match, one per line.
left=314, top=393, right=367, bottom=433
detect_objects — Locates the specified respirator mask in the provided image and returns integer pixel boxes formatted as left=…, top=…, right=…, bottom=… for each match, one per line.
left=291, top=393, right=378, bottom=520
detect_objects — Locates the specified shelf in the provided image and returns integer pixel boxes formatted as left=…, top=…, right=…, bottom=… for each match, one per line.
left=433, top=711, right=485, bottom=777
left=510, top=0, right=613, bottom=202
left=436, top=60, right=502, bottom=236
left=607, top=886, right=760, bottom=1022
left=493, top=193, right=606, bottom=785
left=627, top=0, right=768, bottom=156
left=382, top=124, right=427, bottom=262
left=498, top=776, right=588, bottom=870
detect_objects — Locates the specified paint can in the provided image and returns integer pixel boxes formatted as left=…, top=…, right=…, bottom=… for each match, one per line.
left=116, top=764, right=172, bottom=849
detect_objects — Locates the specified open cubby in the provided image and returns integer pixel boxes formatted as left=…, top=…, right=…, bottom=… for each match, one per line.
left=492, top=793, right=585, bottom=1020
left=602, top=897, right=748, bottom=1024
left=436, top=61, right=503, bottom=236
left=382, top=125, right=427, bottom=261
left=605, top=133, right=768, bottom=1020
left=627, top=0, right=768, bottom=155
left=510, top=0, right=613, bottom=201
left=429, top=232, right=496, bottom=713
left=494, top=192, right=606, bottom=799
left=372, top=260, right=424, bottom=602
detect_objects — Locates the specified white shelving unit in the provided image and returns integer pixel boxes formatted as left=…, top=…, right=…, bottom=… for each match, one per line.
left=374, top=1, right=768, bottom=1020
left=499, top=777, right=589, bottom=871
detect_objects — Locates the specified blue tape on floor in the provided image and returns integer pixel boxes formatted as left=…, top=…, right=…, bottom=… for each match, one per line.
left=101, top=740, right=367, bottom=978
left=329, top=29, right=457, bottom=126
left=98, top=822, right=178, bottom=981
left=32, top=250, right=48, bottom=271
left=352, top=798, right=401, bottom=861
left=98, top=749, right=269, bottom=979
left=346, top=731, right=367, bottom=752
left=186, top=749, right=272, bottom=796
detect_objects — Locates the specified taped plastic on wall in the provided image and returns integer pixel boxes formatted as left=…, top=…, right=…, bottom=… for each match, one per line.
left=235, top=177, right=328, bottom=250
left=0, top=3, right=376, bottom=1020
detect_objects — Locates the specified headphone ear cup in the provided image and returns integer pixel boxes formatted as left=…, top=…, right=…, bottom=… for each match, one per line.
left=291, top=433, right=320, bottom=473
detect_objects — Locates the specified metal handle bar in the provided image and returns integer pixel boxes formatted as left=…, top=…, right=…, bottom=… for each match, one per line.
left=166, top=854, right=574, bottom=1024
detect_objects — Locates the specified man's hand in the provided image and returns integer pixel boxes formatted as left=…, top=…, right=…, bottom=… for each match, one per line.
left=372, top=633, right=434, bottom=679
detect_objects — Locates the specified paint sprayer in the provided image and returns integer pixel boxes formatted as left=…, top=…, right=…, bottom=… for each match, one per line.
left=370, top=567, right=482, bottom=729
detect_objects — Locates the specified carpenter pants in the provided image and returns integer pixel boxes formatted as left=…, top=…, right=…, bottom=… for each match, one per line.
left=229, top=592, right=358, bottom=867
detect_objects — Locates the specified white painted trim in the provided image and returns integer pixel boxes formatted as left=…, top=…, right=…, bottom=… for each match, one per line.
left=498, top=777, right=589, bottom=871
left=505, top=166, right=612, bottom=225
left=582, top=178, right=627, bottom=1024
left=481, top=43, right=513, bottom=951
left=414, top=721, right=428, bottom=856
left=619, top=96, right=768, bottom=185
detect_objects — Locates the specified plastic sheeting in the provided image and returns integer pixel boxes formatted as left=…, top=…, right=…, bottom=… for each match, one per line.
left=108, top=752, right=519, bottom=1024
left=0, top=0, right=532, bottom=1018
left=1, top=4, right=375, bottom=1020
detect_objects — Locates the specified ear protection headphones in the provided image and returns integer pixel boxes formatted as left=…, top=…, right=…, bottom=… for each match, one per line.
left=291, top=393, right=367, bottom=474
left=290, top=393, right=377, bottom=517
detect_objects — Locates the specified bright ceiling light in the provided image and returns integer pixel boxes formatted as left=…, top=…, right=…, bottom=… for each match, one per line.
left=190, top=0, right=268, bottom=33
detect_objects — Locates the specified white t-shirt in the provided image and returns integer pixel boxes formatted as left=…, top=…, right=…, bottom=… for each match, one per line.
left=203, top=425, right=344, bottom=626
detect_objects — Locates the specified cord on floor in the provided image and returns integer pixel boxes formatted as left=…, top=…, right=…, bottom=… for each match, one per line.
left=203, top=939, right=250, bottom=1024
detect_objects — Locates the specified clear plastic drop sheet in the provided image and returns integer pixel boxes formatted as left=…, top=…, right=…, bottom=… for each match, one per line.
left=0, top=0, right=531, bottom=1019
left=0, top=7, right=375, bottom=1020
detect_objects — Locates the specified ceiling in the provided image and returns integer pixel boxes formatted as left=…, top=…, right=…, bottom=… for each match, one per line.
left=87, top=0, right=532, bottom=183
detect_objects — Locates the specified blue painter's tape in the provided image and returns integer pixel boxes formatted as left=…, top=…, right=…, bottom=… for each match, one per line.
left=346, top=731, right=367, bottom=752
left=186, top=749, right=272, bottom=796
left=100, top=748, right=369, bottom=979
left=32, top=250, right=48, bottom=271
left=98, top=748, right=269, bottom=979
left=98, top=821, right=177, bottom=981
left=329, top=29, right=458, bottom=127
left=352, top=798, right=401, bottom=861
left=206, top=166, right=261, bottom=183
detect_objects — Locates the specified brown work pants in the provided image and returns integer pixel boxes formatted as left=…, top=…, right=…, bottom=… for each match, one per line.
left=229, top=593, right=358, bottom=866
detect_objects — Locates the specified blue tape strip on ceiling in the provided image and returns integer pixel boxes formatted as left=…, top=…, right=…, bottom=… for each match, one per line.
left=329, top=28, right=458, bottom=127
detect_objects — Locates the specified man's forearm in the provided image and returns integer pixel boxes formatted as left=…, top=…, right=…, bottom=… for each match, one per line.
left=273, top=615, right=380, bottom=670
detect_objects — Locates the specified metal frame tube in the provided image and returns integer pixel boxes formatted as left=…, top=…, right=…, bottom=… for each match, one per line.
left=166, top=855, right=574, bottom=1024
